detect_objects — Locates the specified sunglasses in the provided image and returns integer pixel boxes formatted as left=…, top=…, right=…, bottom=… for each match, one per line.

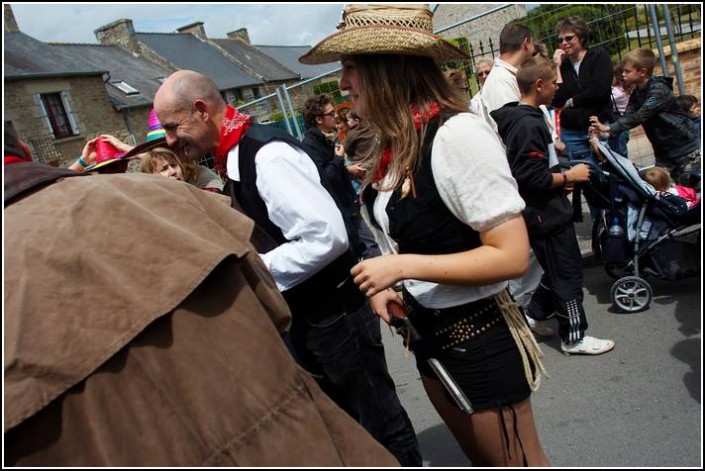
left=477, top=71, right=490, bottom=77
left=321, top=111, right=336, bottom=117
left=558, top=34, right=576, bottom=43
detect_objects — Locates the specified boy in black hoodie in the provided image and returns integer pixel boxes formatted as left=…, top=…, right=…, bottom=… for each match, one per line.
left=492, top=57, right=615, bottom=355
left=590, top=48, right=700, bottom=187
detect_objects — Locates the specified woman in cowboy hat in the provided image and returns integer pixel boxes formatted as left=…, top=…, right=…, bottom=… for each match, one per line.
left=301, top=4, right=549, bottom=467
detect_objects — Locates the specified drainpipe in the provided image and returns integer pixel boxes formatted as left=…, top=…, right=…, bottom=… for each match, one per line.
left=122, top=107, right=136, bottom=144
left=661, top=5, right=686, bottom=95
left=647, top=5, right=669, bottom=76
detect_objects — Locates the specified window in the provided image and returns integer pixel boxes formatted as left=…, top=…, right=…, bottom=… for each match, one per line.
left=110, top=80, right=139, bottom=95
left=252, top=87, right=261, bottom=100
left=40, top=93, right=77, bottom=139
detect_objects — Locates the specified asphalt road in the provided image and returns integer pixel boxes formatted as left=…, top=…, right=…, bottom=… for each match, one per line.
left=381, top=259, right=702, bottom=467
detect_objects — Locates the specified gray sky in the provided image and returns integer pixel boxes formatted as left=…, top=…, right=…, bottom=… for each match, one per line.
left=9, top=3, right=347, bottom=46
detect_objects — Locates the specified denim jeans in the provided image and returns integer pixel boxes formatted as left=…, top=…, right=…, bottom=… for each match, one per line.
left=607, top=129, right=630, bottom=158
left=561, top=127, right=600, bottom=220
left=289, top=303, right=422, bottom=466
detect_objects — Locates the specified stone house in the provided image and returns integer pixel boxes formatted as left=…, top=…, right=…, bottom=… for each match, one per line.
left=4, top=17, right=174, bottom=166
left=433, top=4, right=529, bottom=62
left=3, top=3, right=335, bottom=164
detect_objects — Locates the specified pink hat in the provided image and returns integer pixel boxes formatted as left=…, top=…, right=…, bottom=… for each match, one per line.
left=120, top=109, right=168, bottom=159
left=83, top=136, right=131, bottom=172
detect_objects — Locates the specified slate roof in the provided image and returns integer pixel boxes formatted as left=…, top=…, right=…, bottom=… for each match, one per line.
left=136, top=32, right=261, bottom=89
left=48, top=44, right=174, bottom=109
left=253, top=45, right=339, bottom=79
left=211, top=38, right=299, bottom=82
left=4, top=31, right=104, bottom=79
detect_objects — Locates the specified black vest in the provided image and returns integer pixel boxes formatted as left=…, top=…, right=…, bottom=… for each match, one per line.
left=363, top=115, right=482, bottom=255
left=222, top=125, right=363, bottom=318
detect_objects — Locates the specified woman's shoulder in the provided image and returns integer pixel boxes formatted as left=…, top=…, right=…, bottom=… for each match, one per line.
left=440, top=112, right=497, bottom=140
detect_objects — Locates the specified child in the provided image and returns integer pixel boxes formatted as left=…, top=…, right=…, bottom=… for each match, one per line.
left=676, top=94, right=701, bottom=147
left=643, top=166, right=700, bottom=208
left=492, top=56, right=615, bottom=356
left=141, top=148, right=223, bottom=193
left=590, top=48, right=699, bottom=187
left=607, top=60, right=631, bottom=156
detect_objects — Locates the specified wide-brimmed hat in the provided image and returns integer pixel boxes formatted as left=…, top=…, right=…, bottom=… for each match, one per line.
left=299, top=4, right=469, bottom=65
left=120, top=109, right=168, bottom=159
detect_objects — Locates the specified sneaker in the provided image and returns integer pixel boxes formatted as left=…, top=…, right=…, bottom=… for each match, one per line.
left=561, top=336, right=615, bottom=356
left=527, top=317, right=555, bottom=337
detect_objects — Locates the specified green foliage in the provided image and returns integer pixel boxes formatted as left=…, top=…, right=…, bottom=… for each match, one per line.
left=313, top=80, right=342, bottom=100
left=442, top=36, right=474, bottom=84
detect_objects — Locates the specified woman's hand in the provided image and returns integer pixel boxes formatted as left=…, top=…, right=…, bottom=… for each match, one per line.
left=368, top=288, right=402, bottom=324
left=351, top=254, right=404, bottom=297
left=347, top=163, right=367, bottom=178
left=101, top=134, right=134, bottom=153
left=553, top=48, right=565, bottom=66
left=80, top=137, right=100, bottom=165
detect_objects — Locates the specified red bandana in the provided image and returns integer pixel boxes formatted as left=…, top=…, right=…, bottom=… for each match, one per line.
left=374, top=102, right=440, bottom=183
left=214, top=105, right=251, bottom=177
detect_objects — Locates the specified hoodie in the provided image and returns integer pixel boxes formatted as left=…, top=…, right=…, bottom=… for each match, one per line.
left=492, top=102, right=573, bottom=236
left=609, top=76, right=698, bottom=162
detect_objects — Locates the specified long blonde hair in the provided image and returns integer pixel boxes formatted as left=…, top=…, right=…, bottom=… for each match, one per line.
left=355, top=54, right=468, bottom=190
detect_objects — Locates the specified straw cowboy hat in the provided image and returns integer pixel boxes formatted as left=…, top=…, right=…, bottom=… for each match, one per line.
left=299, top=4, right=469, bottom=65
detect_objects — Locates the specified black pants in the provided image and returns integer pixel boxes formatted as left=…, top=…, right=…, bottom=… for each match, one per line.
left=288, top=303, right=422, bottom=467
left=527, top=225, right=588, bottom=343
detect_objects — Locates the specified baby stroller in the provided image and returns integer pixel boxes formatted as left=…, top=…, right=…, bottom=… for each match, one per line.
left=582, top=139, right=701, bottom=313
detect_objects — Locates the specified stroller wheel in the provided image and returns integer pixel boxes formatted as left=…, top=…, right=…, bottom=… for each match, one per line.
left=610, top=276, right=653, bottom=313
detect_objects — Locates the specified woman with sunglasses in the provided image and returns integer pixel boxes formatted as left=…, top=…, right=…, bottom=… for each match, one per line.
left=551, top=16, right=613, bottom=219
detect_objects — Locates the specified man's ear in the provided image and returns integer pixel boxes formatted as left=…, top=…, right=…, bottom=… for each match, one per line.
left=194, top=100, right=209, bottom=121
left=536, top=78, right=543, bottom=93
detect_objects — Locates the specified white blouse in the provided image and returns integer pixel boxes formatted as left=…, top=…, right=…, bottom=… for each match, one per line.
left=372, top=113, right=525, bottom=309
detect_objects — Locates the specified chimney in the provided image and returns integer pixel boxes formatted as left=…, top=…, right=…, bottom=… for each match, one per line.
left=227, top=28, right=250, bottom=44
left=4, top=4, right=19, bottom=32
left=177, top=21, right=206, bottom=40
left=95, top=19, right=140, bottom=53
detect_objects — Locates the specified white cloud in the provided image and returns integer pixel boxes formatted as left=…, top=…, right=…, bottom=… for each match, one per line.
left=9, top=3, right=345, bottom=46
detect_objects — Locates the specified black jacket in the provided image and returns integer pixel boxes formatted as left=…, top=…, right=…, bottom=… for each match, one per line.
left=609, top=76, right=698, bottom=162
left=302, top=127, right=364, bottom=257
left=552, top=47, right=613, bottom=132
left=492, top=102, right=573, bottom=236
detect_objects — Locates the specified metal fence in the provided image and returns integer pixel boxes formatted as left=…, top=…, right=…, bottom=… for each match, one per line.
left=236, top=3, right=701, bottom=142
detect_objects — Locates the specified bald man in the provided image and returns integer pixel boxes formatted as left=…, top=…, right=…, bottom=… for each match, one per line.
left=154, top=71, right=422, bottom=466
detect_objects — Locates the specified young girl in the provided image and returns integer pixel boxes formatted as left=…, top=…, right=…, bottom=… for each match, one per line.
left=608, top=61, right=631, bottom=156
left=141, top=148, right=223, bottom=193
left=301, top=4, right=549, bottom=467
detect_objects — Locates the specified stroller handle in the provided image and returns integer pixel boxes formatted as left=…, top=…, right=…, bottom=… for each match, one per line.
left=561, top=159, right=602, bottom=173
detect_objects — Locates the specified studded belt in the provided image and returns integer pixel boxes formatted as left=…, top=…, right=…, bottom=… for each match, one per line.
left=401, top=286, right=505, bottom=357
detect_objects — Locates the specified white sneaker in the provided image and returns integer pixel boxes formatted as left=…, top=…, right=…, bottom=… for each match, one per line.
left=527, top=317, right=554, bottom=337
left=561, top=336, right=615, bottom=356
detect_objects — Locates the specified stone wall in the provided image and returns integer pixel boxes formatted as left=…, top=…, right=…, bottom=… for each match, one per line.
left=5, top=76, right=136, bottom=166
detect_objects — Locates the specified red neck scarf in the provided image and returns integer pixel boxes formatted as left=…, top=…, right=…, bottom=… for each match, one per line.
left=374, top=102, right=440, bottom=183
left=214, top=105, right=251, bottom=177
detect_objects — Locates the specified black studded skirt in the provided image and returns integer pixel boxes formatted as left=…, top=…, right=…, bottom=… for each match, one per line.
left=402, top=287, right=532, bottom=411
